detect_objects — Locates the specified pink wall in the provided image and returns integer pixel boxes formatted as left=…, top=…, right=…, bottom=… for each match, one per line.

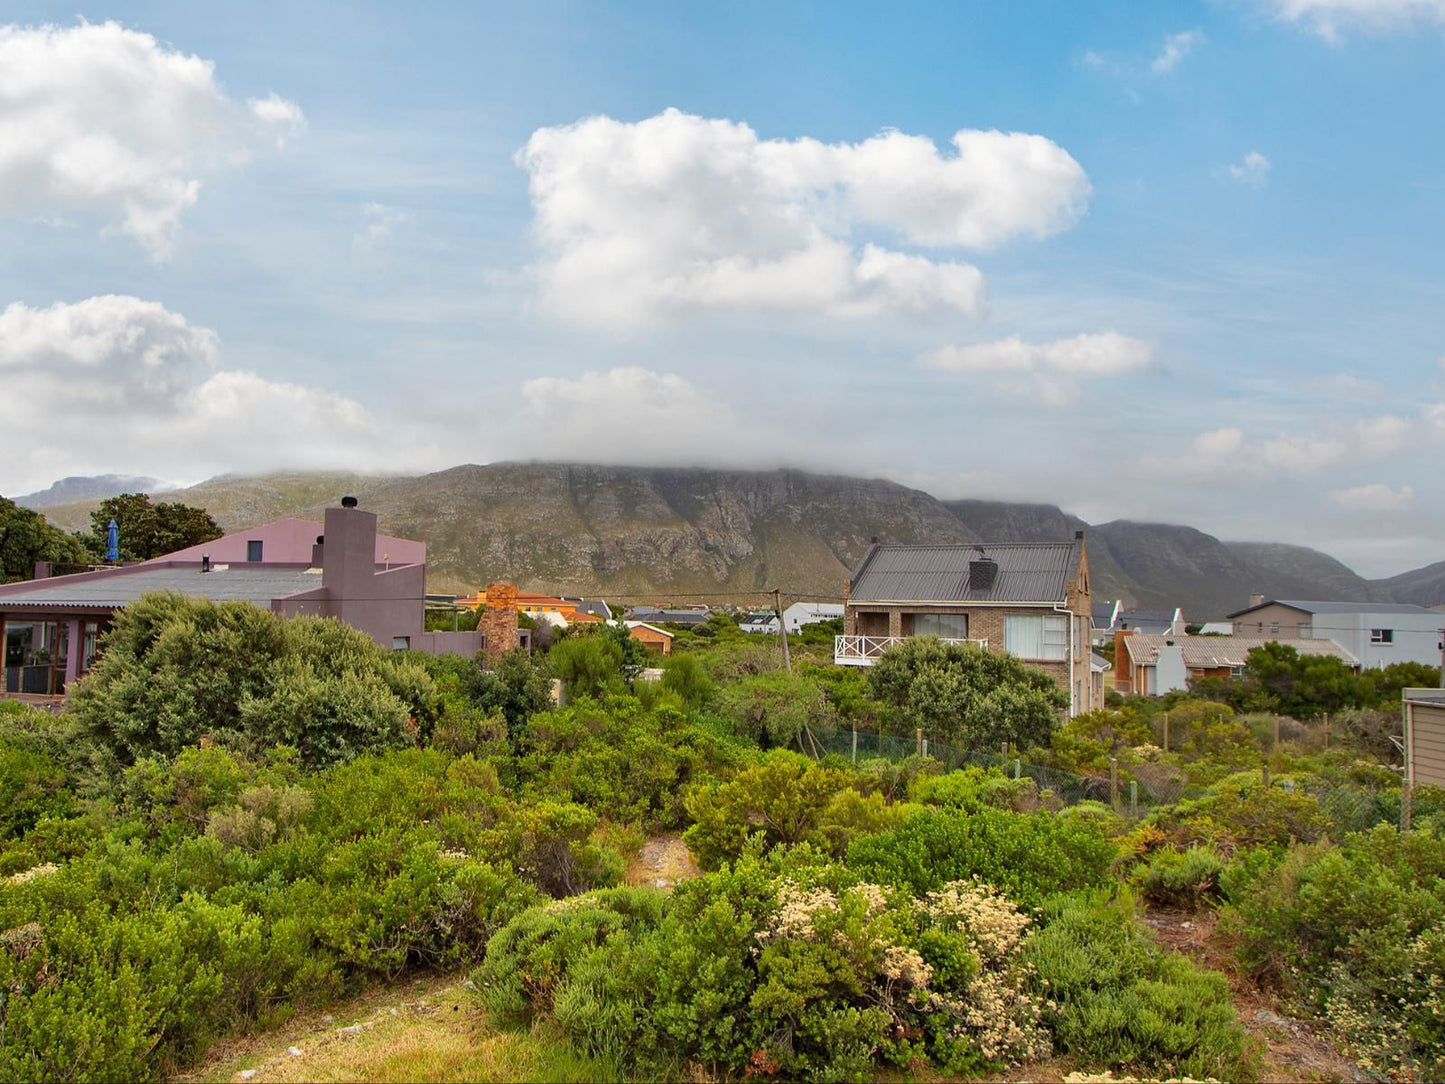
left=154, top=518, right=425, bottom=566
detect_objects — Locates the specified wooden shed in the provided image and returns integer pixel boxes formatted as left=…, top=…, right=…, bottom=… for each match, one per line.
left=1404, top=689, right=1445, bottom=789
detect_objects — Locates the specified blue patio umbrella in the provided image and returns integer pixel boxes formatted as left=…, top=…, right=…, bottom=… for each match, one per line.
left=105, top=519, right=119, bottom=562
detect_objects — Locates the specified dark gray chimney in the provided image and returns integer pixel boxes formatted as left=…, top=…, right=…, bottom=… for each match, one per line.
left=202, top=554, right=211, bottom=573
left=968, top=554, right=999, bottom=592
left=311, top=534, right=325, bottom=567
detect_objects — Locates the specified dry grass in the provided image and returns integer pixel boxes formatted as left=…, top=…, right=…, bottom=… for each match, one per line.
left=174, top=973, right=618, bottom=1084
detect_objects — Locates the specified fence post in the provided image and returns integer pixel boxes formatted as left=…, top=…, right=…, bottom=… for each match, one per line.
left=851, top=726, right=858, bottom=765
left=916, top=728, right=923, bottom=758
left=1273, top=716, right=1280, bottom=752
left=922, top=737, right=929, bottom=759
left=1014, top=757, right=1021, bottom=781
left=1130, top=779, right=1138, bottom=820
left=1110, top=757, right=1119, bottom=808
left=1323, top=712, right=1330, bottom=750
left=1001, top=741, right=1008, bottom=756
left=1163, top=712, right=1170, bottom=754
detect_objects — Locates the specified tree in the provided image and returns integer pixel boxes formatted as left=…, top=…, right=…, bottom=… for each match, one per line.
left=86, top=493, right=221, bottom=561
left=0, top=496, right=92, bottom=582
left=867, top=636, right=1067, bottom=751
left=715, top=669, right=830, bottom=748
left=1240, top=641, right=1366, bottom=718
left=550, top=636, right=625, bottom=701
left=661, top=653, right=714, bottom=709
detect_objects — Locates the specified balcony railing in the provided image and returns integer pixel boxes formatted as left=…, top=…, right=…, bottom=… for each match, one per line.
left=834, top=634, right=989, bottom=666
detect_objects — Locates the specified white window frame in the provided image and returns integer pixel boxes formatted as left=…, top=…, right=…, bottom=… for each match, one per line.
left=1004, top=614, right=1068, bottom=661
left=1370, top=628, right=1394, bottom=645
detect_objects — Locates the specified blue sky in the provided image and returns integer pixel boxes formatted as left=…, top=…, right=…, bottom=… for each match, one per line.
left=1, top=1, right=1443, bottom=577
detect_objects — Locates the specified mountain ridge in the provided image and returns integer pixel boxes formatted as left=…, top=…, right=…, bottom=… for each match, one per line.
left=16, top=463, right=1443, bottom=614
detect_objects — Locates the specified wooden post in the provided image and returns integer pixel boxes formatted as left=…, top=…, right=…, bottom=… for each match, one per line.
left=1014, top=758, right=1021, bottom=780
left=1163, top=712, right=1170, bottom=754
left=772, top=589, right=792, bottom=674
left=1130, top=779, right=1138, bottom=819
left=851, top=726, right=858, bottom=765
left=1110, top=757, right=1119, bottom=807
left=916, top=728, right=923, bottom=758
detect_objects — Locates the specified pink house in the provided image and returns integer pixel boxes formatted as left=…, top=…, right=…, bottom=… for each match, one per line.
left=1, top=500, right=479, bottom=697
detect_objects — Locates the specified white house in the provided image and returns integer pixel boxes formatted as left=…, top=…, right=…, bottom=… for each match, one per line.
left=1227, top=599, right=1444, bottom=671
left=739, top=612, right=780, bottom=634
left=782, top=602, right=844, bottom=632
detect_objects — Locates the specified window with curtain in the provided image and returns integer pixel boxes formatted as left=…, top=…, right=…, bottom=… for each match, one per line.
left=911, top=613, right=968, bottom=639
left=1005, top=614, right=1067, bottom=659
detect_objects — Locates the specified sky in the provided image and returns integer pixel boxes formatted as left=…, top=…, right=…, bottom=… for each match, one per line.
left=1, top=1, right=1443, bottom=578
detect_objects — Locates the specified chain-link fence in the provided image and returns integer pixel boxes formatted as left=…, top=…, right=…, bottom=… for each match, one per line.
left=802, top=723, right=1406, bottom=832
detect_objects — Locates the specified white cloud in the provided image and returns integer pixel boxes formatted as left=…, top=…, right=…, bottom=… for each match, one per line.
left=1317, top=371, right=1382, bottom=399
left=1270, top=0, right=1445, bottom=41
left=1329, top=482, right=1415, bottom=510
left=1151, top=29, right=1206, bottom=73
left=0, top=21, right=304, bottom=257
left=0, top=297, right=381, bottom=492
left=516, top=108, right=1090, bottom=327
left=353, top=202, right=411, bottom=253
left=1423, top=402, right=1445, bottom=437
left=920, top=331, right=1153, bottom=405
left=516, top=366, right=751, bottom=464
left=1354, top=413, right=1412, bottom=457
left=1228, top=151, right=1272, bottom=187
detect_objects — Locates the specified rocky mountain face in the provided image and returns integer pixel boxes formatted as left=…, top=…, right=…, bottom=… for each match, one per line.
left=1374, top=561, right=1445, bottom=608
left=15, top=474, right=168, bottom=509
left=19, top=462, right=1443, bottom=615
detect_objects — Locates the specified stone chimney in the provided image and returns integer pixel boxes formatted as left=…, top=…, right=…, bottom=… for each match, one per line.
left=322, top=498, right=378, bottom=599
left=480, top=583, right=519, bottom=661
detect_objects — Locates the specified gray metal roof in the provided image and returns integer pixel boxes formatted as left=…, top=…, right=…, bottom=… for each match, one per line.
left=0, top=564, right=320, bottom=609
left=1122, top=633, right=1357, bottom=668
left=1227, top=599, right=1438, bottom=618
left=848, top=541, right=1081, bottom=604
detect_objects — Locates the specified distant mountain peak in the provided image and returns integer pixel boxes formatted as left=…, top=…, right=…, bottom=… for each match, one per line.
left=14, top=474, right=173, bottom=509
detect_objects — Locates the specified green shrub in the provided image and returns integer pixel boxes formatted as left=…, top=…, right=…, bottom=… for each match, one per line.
left=1221, top=826, right=1445, bottom=1077
left=1134, top=845, right=1226, bottom=908
left=69, top=593, right=434, bottom=770
left=845, top=806, right=1115, bottom=908
left=1025, top=890, right=1250, bottom=1081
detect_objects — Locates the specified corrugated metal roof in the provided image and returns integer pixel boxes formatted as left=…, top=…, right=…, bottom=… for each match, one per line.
left=848, top=542, right=1080, bottom=604
left=1227, top=599, right=1438, bottom=618
left=1122, top=633, right=1357, bottom=668
left=0, top=565, right=320, bottom=608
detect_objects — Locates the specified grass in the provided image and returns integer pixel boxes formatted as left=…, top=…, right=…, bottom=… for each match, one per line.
left=174, top=973, right=620, bottom=1084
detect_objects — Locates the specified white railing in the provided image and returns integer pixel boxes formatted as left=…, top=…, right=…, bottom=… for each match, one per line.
left=834, top=635, right=988, bottom=666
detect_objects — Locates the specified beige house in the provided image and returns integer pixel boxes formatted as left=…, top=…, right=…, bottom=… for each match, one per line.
left=839, top=534, right=1097, bottom=716
left=1114, top=631, right=1356, bottom=696
left=1404, top=688, right=1445, bottom=789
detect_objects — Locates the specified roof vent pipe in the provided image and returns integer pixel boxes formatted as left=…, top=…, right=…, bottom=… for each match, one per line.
left=341, top=496, right=359, bottom=509
left=202, top=554, right=211, bottom=573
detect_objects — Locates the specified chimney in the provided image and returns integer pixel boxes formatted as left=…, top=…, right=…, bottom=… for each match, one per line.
left=1249, top=593, right=1265, bottom=608
left=33, top=561, right=52, bottom=580
left=311, top=534, right=325, bottom=567
left=968, top=549, right=999, bottom=592
left=322, top=498, right=378, bottom=598
left=202, top=554, right=211, bottom=573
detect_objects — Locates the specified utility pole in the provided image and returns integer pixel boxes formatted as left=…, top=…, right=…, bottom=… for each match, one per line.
left=772, top=588, right=792, bottom=673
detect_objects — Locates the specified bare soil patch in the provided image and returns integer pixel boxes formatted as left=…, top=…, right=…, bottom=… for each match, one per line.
left=626, top=832, right=701, bottom=889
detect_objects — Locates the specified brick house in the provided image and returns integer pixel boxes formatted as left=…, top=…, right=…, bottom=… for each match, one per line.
left=839, top=534, right=1098, bottom=716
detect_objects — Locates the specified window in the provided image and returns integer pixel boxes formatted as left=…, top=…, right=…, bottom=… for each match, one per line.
left=246, top=540, right=263, bottom=562
left=1230, top=665, right=1245, bottom=677
left=1270, top=622, right=1280, bottom=635
left=1370, top=628, right=1394, bottom=644
left=391, top=636, right=410, bottom=651
left=1004, top=614, right=1067, bottom=660
left=911, top=613, right=968, bottom=639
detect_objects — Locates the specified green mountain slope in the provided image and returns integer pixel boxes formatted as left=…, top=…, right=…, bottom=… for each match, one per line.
left=21, top=462, right=1438, bottom=613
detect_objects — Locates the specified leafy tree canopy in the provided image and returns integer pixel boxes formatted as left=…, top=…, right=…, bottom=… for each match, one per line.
left=867, top=636, right=1068, bottom=751
left=87, top=492, right=221, bottom=561
left=0, top=495, right=92, bottom=582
